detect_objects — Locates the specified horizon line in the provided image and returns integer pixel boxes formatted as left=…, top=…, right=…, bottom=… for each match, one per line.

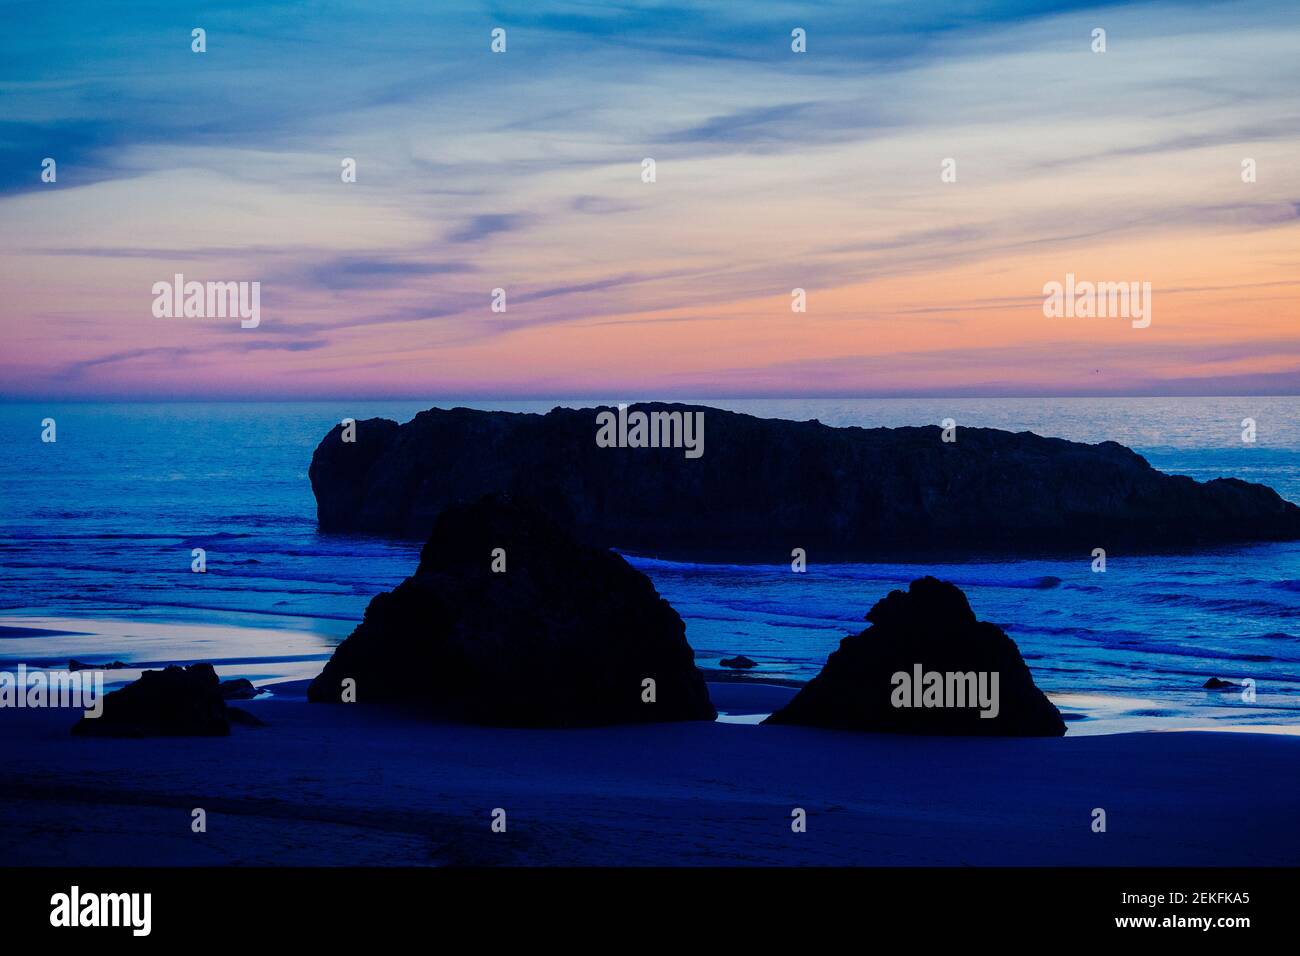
left=3, top=391, right=1299, bottom=404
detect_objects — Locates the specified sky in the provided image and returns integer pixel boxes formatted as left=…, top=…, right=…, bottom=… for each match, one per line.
left=1, top=0, right=1297, bottom=399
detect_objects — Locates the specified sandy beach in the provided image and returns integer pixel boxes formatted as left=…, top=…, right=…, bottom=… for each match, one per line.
left=3, top=677, right=1297, bottom=867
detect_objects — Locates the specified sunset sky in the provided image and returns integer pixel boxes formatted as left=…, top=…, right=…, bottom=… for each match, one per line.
left=2, top=0, right=1297, bottom=399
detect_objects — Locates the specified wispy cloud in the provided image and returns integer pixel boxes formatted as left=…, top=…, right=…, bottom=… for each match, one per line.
left=444, top=213, right=528, bottom=243
left=2, top=0, right=1298, bottom=398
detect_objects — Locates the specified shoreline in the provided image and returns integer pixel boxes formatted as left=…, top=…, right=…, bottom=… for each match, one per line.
left=2, top=680, right=1298, bottom=866
left=2, top=611, right=1295, bottom=737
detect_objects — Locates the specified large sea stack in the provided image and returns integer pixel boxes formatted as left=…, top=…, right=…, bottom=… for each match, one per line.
left=306, top=494, right=716, bottom=726
left=765, top=577, right=1066, bottom=736
left=308, top=404, right=1300, bottom=557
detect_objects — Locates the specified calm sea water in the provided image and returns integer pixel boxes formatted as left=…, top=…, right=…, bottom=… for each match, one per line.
left=1, top=397, right=1298, bottom=734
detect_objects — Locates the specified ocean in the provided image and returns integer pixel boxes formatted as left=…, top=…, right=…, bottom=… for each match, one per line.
left=2, top=397, right=1298, bottom=735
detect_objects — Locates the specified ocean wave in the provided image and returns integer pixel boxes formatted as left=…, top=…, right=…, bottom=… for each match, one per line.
left=716, top=599, right=858, bottom=623
left=1002, top=623, right=1097, bottom=638
left=1094, top=637, right=1296, bottom=666
left=177, top=532, right=253, bottom=546
left=630, top=558, right=1070, bottom=593
left=942, top=574, right=1065, bottom=590
left=0, top=532, right=178, bottom=541
left=1138, top=593, right=1299, bottom=618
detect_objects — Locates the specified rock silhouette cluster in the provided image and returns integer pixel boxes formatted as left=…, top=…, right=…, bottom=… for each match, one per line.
left=766, top=577, right=1066, bottom=736
left=69, top=659, right=126, bottom=671
left=307, top=494, right=716, bottom=726
left=309, top=403, right=1300, bottom=556
left=72, top=663, right=262, bottom=737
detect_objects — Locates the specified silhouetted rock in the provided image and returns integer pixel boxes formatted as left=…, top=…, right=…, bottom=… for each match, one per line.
left=765, top=578, right=1065, bottom=736
left=1203, top=677, right=1237, bottom=690
left=307, top=494, right=716, bottom=726
left=309, top=416, right=401, bottom=533
left=71, top=663, right=243, bottom=737
left=219, top=678, right=260, bottom=700
left=68, top=659, right=126, bottom=671
left=308, top=404, right=1300, bottom=557
left=720, top=655, right=757, bottom=669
